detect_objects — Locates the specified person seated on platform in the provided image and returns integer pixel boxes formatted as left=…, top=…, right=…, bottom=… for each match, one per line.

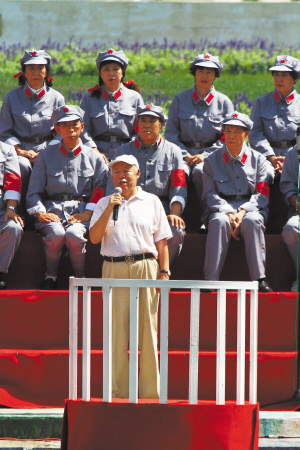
left=89, top=154, right=172, bottom=399
left=0, top=49, right=65, bottom=217
left=249, top=55, right=300, bottom=183
left=0, top=142, right=24, bottom=289
left=106, top=104, right=186, bottom=268
left=280, top=146, right=300, bottom=292
left=202, top=112, right=273, bottom=292
left=26, top=105, right=108, bottom=290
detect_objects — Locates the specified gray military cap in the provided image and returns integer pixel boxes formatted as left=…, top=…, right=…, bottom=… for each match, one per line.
left=51, top=105, right=85, bottom=125
left=20, top=49, right=51, bottom=66
left=96, top=49, right=129, bottom=71
left=137, top=104, right=168, bottom=124
left=222, top=112, right=253, bottom=131
left=190, top=53, right=223, bottom=77
left=269, top=55, right=300, bottom=79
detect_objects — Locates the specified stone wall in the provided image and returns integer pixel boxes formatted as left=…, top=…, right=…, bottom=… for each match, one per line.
left=1, top=1, right=300, bottom=47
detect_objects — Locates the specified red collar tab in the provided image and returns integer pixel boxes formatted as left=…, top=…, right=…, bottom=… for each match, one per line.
left=158, top=137, right=162, bottom=146
left=204, top=53, right=210, bottom=59
left=241, top=153, right=248, bottom=164
left=223, top=152, right=230, bottom=164
left=108, top=49, right=114, bottom=54
left=192, top=90, right=200, bottom=102
left=25, top=87, right=33, bottom=99
left=37, top=89, right=46, bottom=99
left=134, top=139, right=140, bottom=149
left=74, top=146, right=82, bottom=157
left=59, top=145, right=68, bottom=156
left=286, top=92, right=294, bottom=104
left=205, top=92, right=214, bottom=105
left=274, top=91, right=281, bottom=103
left=102, top=90, right=109, bottom=100
left=114, top=89, right=122, bottom=100
left=88, top=84, right=100, bottom=93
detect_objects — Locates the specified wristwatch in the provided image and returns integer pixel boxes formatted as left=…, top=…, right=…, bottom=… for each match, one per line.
left=161, top=270, right=171, bottom=276
left=7, top=206, right=16, bottom=212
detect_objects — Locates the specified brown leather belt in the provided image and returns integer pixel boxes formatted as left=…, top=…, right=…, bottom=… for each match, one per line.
left=15, top=132, right=55, bottom=144
left=94, top=135, right=131, bottom=143
left=104, top=253, right=154, bottom=263
left=182, top=140, right=215, bottom=149
left=45, top=194, right=89, bottom=202
left=271, top=139, right=296, bottom=149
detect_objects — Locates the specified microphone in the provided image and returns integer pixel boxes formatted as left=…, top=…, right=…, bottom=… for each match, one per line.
left=297, top=127, right=300, bottom=156
left=113, top=187, right=122, bottom=223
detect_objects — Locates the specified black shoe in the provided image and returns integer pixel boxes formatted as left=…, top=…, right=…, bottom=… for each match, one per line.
left=258, top=279, right=273, bottom=293
left=40, top=277, right=57, bottom=290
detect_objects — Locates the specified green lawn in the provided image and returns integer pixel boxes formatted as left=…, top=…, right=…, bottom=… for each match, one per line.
left=0, top=70, right=276, bottom=106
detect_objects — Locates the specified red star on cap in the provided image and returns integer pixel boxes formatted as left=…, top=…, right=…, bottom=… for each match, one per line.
left=31, top=51, right=37, bottom=56
left=233, top=113, right=238, bottom=118
left=281, top=60, right=286, bottom=64
left=146, top=104, right=152, bottom=109
left=63, top=107, right=68, bottom=112
left=205, top=54, right=210, bottom=59
left=108, top=49, right=113, bottom=54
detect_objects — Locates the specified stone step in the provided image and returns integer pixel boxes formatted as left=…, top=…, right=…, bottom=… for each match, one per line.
left=259, top=438, right=300, bottom=448
left=0, top=441, right=60, bottom=449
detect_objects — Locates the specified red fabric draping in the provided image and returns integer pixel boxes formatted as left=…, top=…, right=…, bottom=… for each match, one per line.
left=61, top=399, right=259, bottom=450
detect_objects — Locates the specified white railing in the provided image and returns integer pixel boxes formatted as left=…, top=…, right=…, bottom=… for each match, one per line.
left=69, top=278, right=258, bottom=405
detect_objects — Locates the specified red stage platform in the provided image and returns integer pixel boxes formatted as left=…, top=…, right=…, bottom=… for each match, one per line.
left=61, top=399, right=259, bottom=450
left=0, top=290, right=297, bottom=409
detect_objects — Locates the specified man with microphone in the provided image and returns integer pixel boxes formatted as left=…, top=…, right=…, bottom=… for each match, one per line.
left=89, top=154, right=172, bottom=399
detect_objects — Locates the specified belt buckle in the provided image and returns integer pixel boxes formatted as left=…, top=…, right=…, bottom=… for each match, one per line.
left=110, top=136, right=118, bottom=143
left=194, top=142, right=202, bottom=149
left=32, top=136, right=40, bottom=144
left=125, top=255, right=134, bottom=262
left=62, top=194, right=69, bottom=201
left=235, top=195, right=242, bottom=200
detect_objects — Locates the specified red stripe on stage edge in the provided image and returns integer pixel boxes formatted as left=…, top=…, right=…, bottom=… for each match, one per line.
left=4, top=172, right=22, bottom=193
left=90, top=188, right=104, bottom=203
left=256, top=181, right=269, bottom=198
left=171, top=169, right=187, bottom=188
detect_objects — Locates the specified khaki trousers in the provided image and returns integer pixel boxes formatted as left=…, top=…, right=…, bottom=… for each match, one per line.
left=103, top=258, right=160, bottom=399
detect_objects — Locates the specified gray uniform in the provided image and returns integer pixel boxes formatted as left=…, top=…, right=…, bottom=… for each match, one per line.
left=106, top=136, right=187, bottom=266
left=249, top=88, right=300, bottom=181
left=81, top=84, right=144, bottom=160
left=0, top=142, right=23, bottom=273
left=0, top=82, right=65, bottom=210
left=165, top=85, right=234, bottom=202
left=280, top=146, right=300, bottom=269
left=202, top=142, right=269, bottom=281
left=26, top=140, right=108, bottom=277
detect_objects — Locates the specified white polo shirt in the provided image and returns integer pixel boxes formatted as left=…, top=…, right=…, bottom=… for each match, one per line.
left=90, top=187, right=172, bottom=259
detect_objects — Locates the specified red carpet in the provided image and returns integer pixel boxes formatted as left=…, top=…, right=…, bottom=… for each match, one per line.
left=0, top=290, right=298, bottom=409
left=61, top=399, right=259, bottom=450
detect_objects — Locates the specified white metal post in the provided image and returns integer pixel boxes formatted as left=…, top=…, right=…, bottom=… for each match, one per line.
left=129, top=287, right=139, bottom=404
left=189, top=288, right=200, bottom=404
left=160, top=286, right=170, bottom=404
left=236, top=289, right=246, bottom=405
left=69, top=282, right=78, bottom=400
left=82, top=285, right=91, bottom=401
left=249, top=288, right=258, bottom=404
left=216, top=288, right=226, bottom=405
left=102, top=285, right=112, bottom=403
